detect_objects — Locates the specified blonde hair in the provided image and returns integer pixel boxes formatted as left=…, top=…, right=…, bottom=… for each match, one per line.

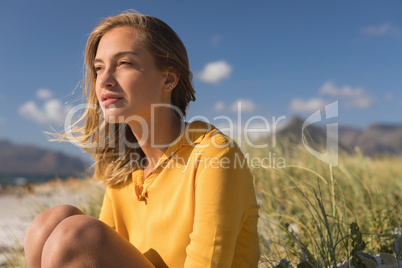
left=62, top=10, right=195, bottom=186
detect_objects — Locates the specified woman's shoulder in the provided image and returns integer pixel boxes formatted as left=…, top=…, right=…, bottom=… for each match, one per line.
left=186, top=120, right=244, bottom=158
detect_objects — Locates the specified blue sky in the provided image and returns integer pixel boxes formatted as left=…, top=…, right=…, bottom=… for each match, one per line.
left=0, top=0, right=401, bottom=159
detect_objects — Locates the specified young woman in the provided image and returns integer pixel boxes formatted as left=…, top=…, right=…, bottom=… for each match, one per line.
left=24, top=11, right=260, bottom=268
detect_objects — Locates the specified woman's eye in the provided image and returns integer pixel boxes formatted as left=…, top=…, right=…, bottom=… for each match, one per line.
left=94, top=66, right=103, bottom=72
left=119, top=61, right=131, bottom=66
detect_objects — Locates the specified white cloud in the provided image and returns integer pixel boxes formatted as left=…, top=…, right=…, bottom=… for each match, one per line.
left=215, top=121, right=272, bottom=142
left=229, top=99, right=257, bottom=113
left=214, top=101, right=225, bottom=112
left=319, top=81, right=374, bottom=109
left=36, top=88, right=53, bottom=100
left=198, top=60, right=233, bottom=84
left=361, top=23, right=401, bottom=37
left=19, top=101, right=44, bottom=123
left=214, top=99, right=259, bottom=114
left=289, top=97, right=328, bottom=113
left=19, top=99, right=71, bottom=125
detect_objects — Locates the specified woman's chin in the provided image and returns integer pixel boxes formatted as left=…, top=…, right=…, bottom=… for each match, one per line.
left=103, top=113, right=126, bottom=124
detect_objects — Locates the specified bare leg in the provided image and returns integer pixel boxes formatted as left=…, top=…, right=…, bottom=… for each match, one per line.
left=25, top=205, right=155, bottom=268
left=24, top=205, right=85, bottom=267
left=41, top=214, right=154, bottom=267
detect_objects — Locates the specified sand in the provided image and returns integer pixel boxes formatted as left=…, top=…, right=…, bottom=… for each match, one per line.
left=0, top=178, right=104, bottom=266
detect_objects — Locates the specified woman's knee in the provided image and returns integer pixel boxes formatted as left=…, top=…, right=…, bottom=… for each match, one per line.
left=26, top=205, right=84, bottom=237
left=45, top=215, right=105, bottom=248
left=24, top=205, right=84, bottom=250
left=42, top=215, right=155, bottom=268
left=41, top=215, right=106, bottom=267
left=24, top=205, right=85, bottom=267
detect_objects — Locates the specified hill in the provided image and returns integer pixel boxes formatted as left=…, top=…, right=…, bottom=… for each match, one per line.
left=350, top=124, right=402, bottom=155
left=0, top=140, right=88, bottom=178
left=269, top=117, right=402, bottom=156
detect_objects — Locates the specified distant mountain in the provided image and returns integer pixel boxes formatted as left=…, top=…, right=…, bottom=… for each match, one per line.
left=0, top=140, right=89, bottom=177
left=356, top=124, right=402, bottom=155
left=269, top=117, right=402, bottom=156
left=338, top=126, right=363, bottom=149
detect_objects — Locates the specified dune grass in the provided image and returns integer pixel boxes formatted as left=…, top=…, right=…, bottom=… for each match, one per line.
left=243, top=141, right=402, bottom=267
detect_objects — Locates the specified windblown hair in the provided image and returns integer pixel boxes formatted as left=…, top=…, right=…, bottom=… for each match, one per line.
left=61, top=10, right=195, bottom=186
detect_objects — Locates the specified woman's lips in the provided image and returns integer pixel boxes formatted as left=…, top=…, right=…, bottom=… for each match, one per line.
left=102, top=97, right=122, bottom=107
left=101, top=93, right=123, bottom=107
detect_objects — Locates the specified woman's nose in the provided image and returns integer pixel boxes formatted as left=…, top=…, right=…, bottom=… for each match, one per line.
left=98, top=69, right=117, bottom=88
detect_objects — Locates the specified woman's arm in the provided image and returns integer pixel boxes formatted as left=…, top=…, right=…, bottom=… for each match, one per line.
left=185, top=142, right=259, bottom=267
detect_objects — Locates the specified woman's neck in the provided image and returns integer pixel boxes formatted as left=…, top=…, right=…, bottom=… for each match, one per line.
left=128, top=109, right=183, bottom=172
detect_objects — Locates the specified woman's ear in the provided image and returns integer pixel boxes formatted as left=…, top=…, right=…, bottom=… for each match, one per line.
left=163, top=67, right=180, bottom=93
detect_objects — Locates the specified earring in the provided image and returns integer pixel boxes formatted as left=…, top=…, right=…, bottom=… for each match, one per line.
left=169, top=85, right=174, bottom=89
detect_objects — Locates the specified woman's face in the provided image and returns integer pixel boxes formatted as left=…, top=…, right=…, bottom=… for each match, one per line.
left=94, top=26, right=171, bottom=124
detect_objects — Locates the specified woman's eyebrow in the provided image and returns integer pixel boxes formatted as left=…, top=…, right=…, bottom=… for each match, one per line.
left=94, top=51, right=139, bottom=64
